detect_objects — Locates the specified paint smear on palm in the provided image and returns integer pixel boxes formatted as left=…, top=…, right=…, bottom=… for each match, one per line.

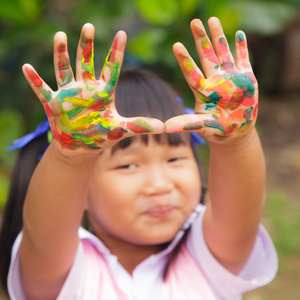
left=170, top=68, right=257, bottom=140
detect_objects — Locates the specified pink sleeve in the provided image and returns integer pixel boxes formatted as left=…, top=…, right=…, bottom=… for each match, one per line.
left=186, top=206, right=278, bottom=298
left=8, top=232, right=86, bottom=300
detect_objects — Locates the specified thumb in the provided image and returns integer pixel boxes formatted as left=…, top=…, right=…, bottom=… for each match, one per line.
left=123, top=117, right=165, bottom=137
left=165, top=114, right=227, bottom=141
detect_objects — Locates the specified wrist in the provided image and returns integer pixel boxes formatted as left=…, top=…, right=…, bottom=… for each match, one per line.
left=47, top=139, right=101, bottom=168
left=208, top=127, right=260, bottom=153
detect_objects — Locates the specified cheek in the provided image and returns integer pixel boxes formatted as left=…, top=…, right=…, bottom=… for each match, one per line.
left=87, top=173, right=137, bottom=219
left=180, top=166, right=202, bottom=205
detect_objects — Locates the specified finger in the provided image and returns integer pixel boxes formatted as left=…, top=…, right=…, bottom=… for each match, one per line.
left=190, top=19, right=220, bottom=77
left=22, top=64, right=54, bottom=104
left=54, top=31, right=75, bottom=88
left=76, top=23, right=95, bottom=82
left=165, top=114, right=233, bottom=141
left=173, top=42, right=205, bottom=90
left=122, top=117, right=165, bottom=137
left=100, top=31, right=127, bottom=93
left=235, top=31, right=252, bottom=71
left=208, top=17, right=236, bottom=72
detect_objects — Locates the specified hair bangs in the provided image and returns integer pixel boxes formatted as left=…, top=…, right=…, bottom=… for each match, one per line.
left=112, top=68, right=193, bottom=152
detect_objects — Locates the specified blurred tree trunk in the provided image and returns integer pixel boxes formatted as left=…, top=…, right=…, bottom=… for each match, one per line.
left=248, top=12, right=300, bottom=95
left=280, top=13, right=300, bottom=93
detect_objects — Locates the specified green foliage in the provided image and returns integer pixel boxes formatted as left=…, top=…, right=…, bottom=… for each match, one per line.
left=0, top=173, right=10, bottom=209
left=0, top=0, right=41, bottom=24
left=0, top=110, right=24, bottom=170
left=265, top=189, right=300, bottom=256
left=135, top=0, right=201, bottom=25
left=232, top=1, right=298, bottom=35
left=0, top=109, right=24, bottom=208
left=0, top=0, right=298, bottom=208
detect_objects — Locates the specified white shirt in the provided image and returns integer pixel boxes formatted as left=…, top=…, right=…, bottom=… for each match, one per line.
left=8, top=204, right=278, bottom=300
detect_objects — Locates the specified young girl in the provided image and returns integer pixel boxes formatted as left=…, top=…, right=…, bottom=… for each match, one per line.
left=1, top=17, right=277, bottom=299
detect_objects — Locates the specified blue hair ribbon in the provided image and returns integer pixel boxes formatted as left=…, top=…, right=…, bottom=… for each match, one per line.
left=6, top=119, right=50, bottom=151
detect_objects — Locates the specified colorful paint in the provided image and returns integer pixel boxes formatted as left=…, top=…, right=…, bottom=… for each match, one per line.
left=80, top=33, right=95, bottom=81
left=193, top=23, right=219, bottom=69
left=235, top=32, right=251, bottom=69
left=24, top=30, right=156, bottom=150
left=170, top=41, right=257, bottom=141
left=57, top=43, right=72, bottom=86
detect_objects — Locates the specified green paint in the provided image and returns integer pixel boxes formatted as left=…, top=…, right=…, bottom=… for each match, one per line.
left=209, top=91, right=221, bottom=102
left=230, top=73, right=255, bottom=95
left=205, top=103, right=217, bottom=111
left=204, top=119, right=223, bottom=131
left=66, top=106, right=85, bottom=120
left=42, top=89, right=52, bottom=102
left=133, top=119, right=153, bottom=132
left=236, top=33, right=244, bottom=42
left=59, top=88, right=83, bottom=100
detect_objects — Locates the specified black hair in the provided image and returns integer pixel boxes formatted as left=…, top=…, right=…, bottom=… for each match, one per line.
left=0, top=134, right=48, bottom=294
left=0, top=68, right=205, bottom=292
left=113, top=68, right=192, bottom=151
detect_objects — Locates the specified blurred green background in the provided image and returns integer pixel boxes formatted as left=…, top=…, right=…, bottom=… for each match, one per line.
left=0, top=0, right=300, bottom=299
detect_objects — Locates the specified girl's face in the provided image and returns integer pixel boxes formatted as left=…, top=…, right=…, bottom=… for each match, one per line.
left=87, top=135, right=201, bottom=248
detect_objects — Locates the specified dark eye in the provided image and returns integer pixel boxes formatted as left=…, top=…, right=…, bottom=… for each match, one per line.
left=168, top=157, right=182, bottom=163
left=117, top=163, right=137, bottom=170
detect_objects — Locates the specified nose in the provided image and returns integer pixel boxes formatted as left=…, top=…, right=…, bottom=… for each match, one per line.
left=142, top=165, right=174, bottom=196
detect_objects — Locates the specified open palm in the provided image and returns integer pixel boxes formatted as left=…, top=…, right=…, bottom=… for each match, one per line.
left=165, top=18, right=258, bottom=142
left=23, top=24, right=164, bottom=150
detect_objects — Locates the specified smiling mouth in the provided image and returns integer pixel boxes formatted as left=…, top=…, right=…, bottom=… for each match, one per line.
left=146, top=206, right=174, bottom=218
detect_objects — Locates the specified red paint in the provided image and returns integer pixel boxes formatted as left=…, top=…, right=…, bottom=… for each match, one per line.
left=229, top=109, right=245, bottom=121
left=127, top=122, right=151, bottom=133
left=83, top=71, right=94, bottom=81
left=190, top=69, right=203, bottom=88
left=241, top=96, right=255, bottom=107
left=57, top=43, right=66, bottom=53
left=109, top=36, right=118, bottom=62
left=60, top=131, right=78, bottom=145
left=25, top=66, right=43, bottom=87
left=107, top=127, right=126, bottom=140
left=58, top=60, right=66, bottom=79
left=90, top=100, right=110, bottom=111
left=103, top=108, right=113, bottom=118
left=222, top=123, right=238, bottom=135
left=82, top=38, right=93, bottom=64
left=253, top=103, right=258, bottom=119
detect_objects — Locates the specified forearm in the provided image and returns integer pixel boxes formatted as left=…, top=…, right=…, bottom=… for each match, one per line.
left=20, top=141, right=99, bottom=297
left=203, top=129, right=266, bottom=270
left=22, top=140, right=99, bottom=254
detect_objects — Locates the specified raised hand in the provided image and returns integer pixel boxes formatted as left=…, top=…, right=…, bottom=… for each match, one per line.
left=165, top=17, right=258, bottom=142
left=23, top=24, right=164, bottom=151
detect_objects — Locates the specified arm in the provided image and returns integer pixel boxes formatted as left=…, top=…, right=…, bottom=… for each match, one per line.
left=166, top=17, right=264, bottom=274
left=20, top=24, right=164, bottom=299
